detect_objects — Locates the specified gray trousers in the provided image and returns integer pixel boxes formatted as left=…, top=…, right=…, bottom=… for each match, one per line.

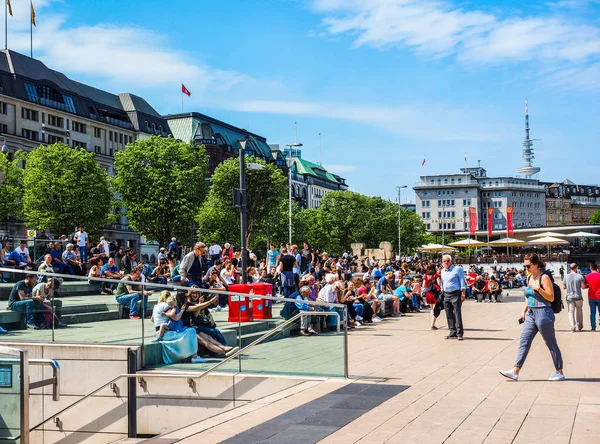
left=443, top=291, right=463, bottom=337
left=515, top=307, right=563, bottom=370
left=567, top=299, right=583, bottom=331
left=301, top=313, right=311, bottom=331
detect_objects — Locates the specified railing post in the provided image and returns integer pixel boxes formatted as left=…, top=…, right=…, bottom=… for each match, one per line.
left=343, top=306, right=349, bottom=378
left=127, top=349, right=137, bottom=438
left=20, top=349, right=30, bottom=444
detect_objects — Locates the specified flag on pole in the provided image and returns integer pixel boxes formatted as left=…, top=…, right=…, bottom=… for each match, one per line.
left=487, top=208, right=494, bottom=237
left=507, top=206, right=514, bottom=237
left=181, top=83, right=191, bottom=97
left=464, top=152, right=467, bottom=162
left=7, top=0, right=12, bottom=16
left=30, top=1, right=35, bottom=26
left=421, top=155, right=426, bottom=166
left=469, top=207, right=477, bottom=236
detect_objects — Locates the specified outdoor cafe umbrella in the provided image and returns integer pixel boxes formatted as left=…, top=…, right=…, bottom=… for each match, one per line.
left=528, top=231, right=568, bottom=238
left=448, top=239, right=488, bottom=248
left=528, top=236, right=570, bottom=260
left=488, top=237, right=527, bottom=247
left=418, top=243, right=457, bottom=253
left=564, top=231, right=600, bottom=238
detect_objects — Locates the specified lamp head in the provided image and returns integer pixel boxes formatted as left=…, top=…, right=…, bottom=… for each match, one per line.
left=1, top=144, right=8, bottom=154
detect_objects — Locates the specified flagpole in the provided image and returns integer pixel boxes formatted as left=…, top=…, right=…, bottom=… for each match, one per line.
left=5, top=0, right=7, bottom=50
left=181, top=81, right=183, bottom=113
left=30, top=1, right=32, bottom=57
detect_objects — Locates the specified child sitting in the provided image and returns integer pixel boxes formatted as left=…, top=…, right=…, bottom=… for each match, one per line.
left=151, top=290, right=172, bottom=342
left=411, top=278, right=424, bottom=310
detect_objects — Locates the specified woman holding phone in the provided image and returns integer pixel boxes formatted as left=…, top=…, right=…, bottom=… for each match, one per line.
left=499, top=253, right=564, bottom=381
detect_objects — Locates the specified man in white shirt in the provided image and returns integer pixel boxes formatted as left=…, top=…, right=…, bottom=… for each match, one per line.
left=100, top=237, right=111, bottom=259
left=14, top=240, right=32, bottom=266
left=74, top=226, right=88, bottom=262
left=209, top=241, right=222, bottom=263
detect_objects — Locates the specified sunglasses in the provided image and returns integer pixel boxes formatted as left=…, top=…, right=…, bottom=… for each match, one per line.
left=443, top=260, right=451, bottom=263
left=524, top=264, right=532, bottom=269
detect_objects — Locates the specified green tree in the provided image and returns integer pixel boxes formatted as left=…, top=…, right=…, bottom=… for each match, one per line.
left=197, top=156, right=287, bottom=248
left=22, top=143, right=113, bottom=235
left=0, top=150, right=25, bottom=224
left=113, top=136, right=208, bottom=247
left=590, top=210, right=600, bottom=225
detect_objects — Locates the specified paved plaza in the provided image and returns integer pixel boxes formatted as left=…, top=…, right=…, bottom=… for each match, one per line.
left=168, top=285, right=600, bottom=444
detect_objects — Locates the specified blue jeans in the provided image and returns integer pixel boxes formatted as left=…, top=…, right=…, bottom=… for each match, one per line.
left=411, top=295, right=419, bottom=308
left=353, top=303, right=364, bottom=317
left=185, top=277, right=203, bottom=288
left=589, top=300, right=600, bottom=330
left=195, top=326, right=227, bottom=346
left=9, top=299, right=44, bottom=325
left=116, top=293, right=148, bottom=317
left=515, top=307, right=563, bottom=370
left=53, top=261, right=74, bottom=275
left=281, top=271, right=295, bottom=298
left=79, top=246, right=87, bottom=263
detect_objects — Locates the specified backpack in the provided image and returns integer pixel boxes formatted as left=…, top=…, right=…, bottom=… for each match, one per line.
left=538, top=270, right=563, bottom=314
left=280, top=300, right=300, bottom=320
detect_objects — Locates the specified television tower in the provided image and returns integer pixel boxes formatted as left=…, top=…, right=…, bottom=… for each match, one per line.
left=516, top=99, right=540, bottom=178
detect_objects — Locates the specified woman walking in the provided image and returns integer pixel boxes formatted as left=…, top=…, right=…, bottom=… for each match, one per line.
left=423, top=264, right=442, bottom=330
left=499, top=253, right=565, bottom=381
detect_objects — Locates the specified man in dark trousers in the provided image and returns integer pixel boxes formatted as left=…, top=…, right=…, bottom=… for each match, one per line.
left=278, top=248, right=298, bottom=298
left=440, top=254, right=466, bottom=340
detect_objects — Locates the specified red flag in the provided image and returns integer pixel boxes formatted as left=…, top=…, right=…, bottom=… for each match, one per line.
left=507, top=206, right=514, bottom=237
left=469, top=207, right=477, bottom=236
left=487, top=208, right=494, bottom=237
left=421, top=156, right=426, bottom=166
left=181, top=84, right=191, bottom=96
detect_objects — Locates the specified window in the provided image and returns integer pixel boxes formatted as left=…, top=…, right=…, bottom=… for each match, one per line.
left=72, top=121, right=87, bottom=134
left=159, top=125, right=164, bottom=133
left=145, top=121, right=150, bottom=131
left=128, top=135, right=133, bottom=144
left=119, top=133, right=123, bottom=144
left=21, top=107, right=39, bottom=121
left=47, top=114, right=64, bottom=127
left=21, top=128, right=39, bottom=141
left=0, top=123, right=6, bottom=133
left=72, top=140, right=87, bottom=149
left=458, top=178, right=462, bottom=183
left=94, top=127, right=102, bottom=138
left=47, top=135, right=64, bottom=144
left=94, top=145, right=102, bottom=154
left=0, top=101, right=7, bottom=114
left=109, top=131, right=113, bottom=142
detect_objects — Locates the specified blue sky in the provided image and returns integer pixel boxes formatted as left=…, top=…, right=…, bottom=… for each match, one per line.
left=3, top=0, right=600, bottom=201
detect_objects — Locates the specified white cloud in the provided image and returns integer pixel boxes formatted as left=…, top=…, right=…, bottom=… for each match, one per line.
left=229, top=99, right=514, bottom=142
left=311, top=0, right=600, bottom=66
left=1, top=2, right=260, bottom=99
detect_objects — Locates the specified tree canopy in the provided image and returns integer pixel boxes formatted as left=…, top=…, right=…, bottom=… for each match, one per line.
left=113, top=136, right=208, bottom=247
left=0, top=150, right=24, bottom=224
left=196, top=155, right=287, bottom=248
left=22, top=143, right=113, bottom=235
left=590, top=210, right=600, bottom=225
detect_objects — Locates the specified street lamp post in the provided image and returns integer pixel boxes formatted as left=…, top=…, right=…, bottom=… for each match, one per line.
left=236, top=139, right=265, bottom=284
left=397, top=185, right=407, bottom=260
left=286, top=142, right=303, bottom=244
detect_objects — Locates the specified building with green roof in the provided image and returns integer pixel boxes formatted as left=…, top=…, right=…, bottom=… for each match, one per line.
left=289, top=156, right=348, bottom=209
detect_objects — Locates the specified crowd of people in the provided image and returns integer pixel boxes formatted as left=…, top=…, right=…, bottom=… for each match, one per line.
left=4, top=235, right=600, bottom=382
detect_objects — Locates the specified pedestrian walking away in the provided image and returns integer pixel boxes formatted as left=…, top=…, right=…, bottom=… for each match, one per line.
left=499, top=253, right=565, bottom=382
left=563, top=263, right=586, bottom=332
left=440, top=254, right=466, bottom=340
left=584, top=262, right=600, bottom=331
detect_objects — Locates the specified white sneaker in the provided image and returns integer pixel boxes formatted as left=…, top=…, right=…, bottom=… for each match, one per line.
left=499, top=369, right=519, bottom=381
left=356, top=315, right=363, bottom=321
left=355, top=321, right=361, bottom=326
left=216, top=306, right=223, bottom=312
left=548, top=372, right=565, bottom=381
left=222, top=305, right=229, bottom=311
left=372, top=317, right=382, bottom=323
left=191, top=356, right=207, bottom=364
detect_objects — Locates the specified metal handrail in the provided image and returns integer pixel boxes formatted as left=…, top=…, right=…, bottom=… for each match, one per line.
left=0, top=266, right=346, bottom=310
left=28, top=309, right=348, bottom=433
left=0, top=358, right=60, bottom=401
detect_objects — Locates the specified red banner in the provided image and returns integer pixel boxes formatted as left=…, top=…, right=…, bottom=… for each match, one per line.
left=487, top=208, right=494, bottom=237
left=469, top=207, right=477, bottom=236
left=507, top=206, right=514, bottom=237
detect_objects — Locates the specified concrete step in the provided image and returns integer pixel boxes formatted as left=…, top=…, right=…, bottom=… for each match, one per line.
left=62, top=310, right=121, bottom=325
left=0, top=281, right=104, bottom=300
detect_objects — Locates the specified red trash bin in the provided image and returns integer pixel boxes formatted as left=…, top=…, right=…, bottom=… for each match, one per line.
left=228, top=284, right=253, bottom=322
left=249, top=283, right=273, bottom=320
